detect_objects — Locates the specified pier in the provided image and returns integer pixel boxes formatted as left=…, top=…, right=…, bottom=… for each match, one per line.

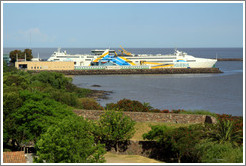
left=30, top=68, right=223, bottom=75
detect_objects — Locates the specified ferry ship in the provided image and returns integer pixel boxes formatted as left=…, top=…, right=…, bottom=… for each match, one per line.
left=48, top=48, right=217, bottom=69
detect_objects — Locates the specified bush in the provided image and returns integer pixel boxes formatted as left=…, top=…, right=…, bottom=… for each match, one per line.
left=48, top=89, right=79, bottom=107
left=195, top=141, right=243, bottom=163
left=209, top=119, right=243, bottom=146
left=143, top=124, right=207, bottom=163
left=31, top=71, right=71, bottom=90
left=35, top=116, right=106, bottom=163
left=160, top=110, right=169, bottom=113
left=105, top=98, right=151, bottom=112
left=78, top=98, right=104, bottom=110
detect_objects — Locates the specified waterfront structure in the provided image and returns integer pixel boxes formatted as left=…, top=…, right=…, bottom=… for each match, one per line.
left=15, top=61, right=74, bottom=70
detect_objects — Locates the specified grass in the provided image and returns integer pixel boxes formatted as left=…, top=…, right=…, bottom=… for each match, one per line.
left=131, top=121, right=190, bottom=141
left=104, top=152, right=163, bottom=163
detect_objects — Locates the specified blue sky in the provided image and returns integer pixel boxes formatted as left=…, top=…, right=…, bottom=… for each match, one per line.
left=3, top=3, right=244, bottom=48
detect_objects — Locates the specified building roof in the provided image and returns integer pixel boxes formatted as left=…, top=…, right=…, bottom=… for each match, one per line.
left=3, top=151, right=27, bottom=163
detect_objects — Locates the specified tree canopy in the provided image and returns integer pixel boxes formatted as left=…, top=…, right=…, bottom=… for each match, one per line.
left=9, top=49, right=33, bottom=62
left=35, top=116, right=106, bottom=163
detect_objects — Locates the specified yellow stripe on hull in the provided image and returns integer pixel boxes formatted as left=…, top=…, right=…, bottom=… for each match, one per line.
left=151, top=64, right=174, bottom=69
left=142, top=62, right=163, bottom=65
left=119, top=56, right=136, bottom=66
left=93, top=51, right=109, bottom=63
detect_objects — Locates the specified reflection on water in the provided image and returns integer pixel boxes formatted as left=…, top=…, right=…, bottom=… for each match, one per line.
left=72, top=68, right=243, bottom=116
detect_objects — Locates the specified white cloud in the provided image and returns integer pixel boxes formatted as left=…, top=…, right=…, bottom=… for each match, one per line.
left=17, top=28, right=56, bottom=43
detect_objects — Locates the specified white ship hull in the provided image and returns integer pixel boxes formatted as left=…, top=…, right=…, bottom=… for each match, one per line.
left=47, top=48, right=217, bottom=69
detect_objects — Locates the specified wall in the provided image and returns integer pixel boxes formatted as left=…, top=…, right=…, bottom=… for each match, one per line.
left=15, top=61, right=74, bottom=70
left=73, top=110, right=217, bottom=124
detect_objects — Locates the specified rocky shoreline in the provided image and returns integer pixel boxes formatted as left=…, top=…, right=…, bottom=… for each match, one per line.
left=87, top=89, right=113, bottom=100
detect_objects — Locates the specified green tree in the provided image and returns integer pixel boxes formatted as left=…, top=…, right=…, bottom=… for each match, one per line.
left=23, top=48, right=33, bottom=61
left=11, top=90, right=74, bottom=146
left=96, top=110, right=135, bottom=152
left=35, top=116, right=106, bottom=163
left=9, top=49, right=33, bottom=62
left=9, top=50, right=23, bottom=63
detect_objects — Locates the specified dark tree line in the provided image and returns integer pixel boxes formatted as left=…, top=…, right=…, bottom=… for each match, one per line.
left=9, top=49, right=33, bottom=62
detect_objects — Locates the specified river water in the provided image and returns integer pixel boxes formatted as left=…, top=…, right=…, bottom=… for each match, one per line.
left=4, top=47, right=244, bottom=116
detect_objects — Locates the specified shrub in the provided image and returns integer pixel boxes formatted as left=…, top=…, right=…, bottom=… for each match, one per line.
left=195, top=141, right=243, bottom=163
left=209, top=119, right=243, bottom=146
left=143, top=124, right=207, bottom=163
left=160, top=110, right=169, bottom=113
left=31, top=71, right=71, bottom=90
left=78, top=98, right=104, bottom=110
left=48, top=89, right=79, bottom=107
left=105, top=98, right=151, bottom=112
left=171, top=109, right=183, bottom=113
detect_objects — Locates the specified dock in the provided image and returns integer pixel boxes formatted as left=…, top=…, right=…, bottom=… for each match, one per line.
left=30, top=68, right=223, bottom=75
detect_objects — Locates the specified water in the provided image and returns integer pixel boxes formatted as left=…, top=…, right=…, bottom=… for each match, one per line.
left=3, top=47, right=244, bottom=116
left=3, top=47, right=243, bottom=59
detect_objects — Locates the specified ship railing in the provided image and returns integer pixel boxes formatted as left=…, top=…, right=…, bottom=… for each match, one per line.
left=75, top=65, right=150, bottom=70
left=119, top=65, right=150, bottom=69
left=75, top=66, right=106, bottom=70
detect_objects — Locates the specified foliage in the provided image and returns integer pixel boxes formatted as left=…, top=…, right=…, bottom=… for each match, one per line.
left=195, top=141, right=243, bottom=163
left=6, top=90, right=74, bottom=147
left=216, top=114, right=243, bottom=133
left=35, top=116, right=106, bottom=163
left=78, top=98, right=104, bottom=110
left=143, top=124, right=208, bottom=162
left=9, top=49, right=33, bottom=62
left=96, top=110, right=136, bottom=152
left=47, top=89, right=79, bottom=107
left=31, top=71, right=72, bottom=90
left=142, top=125, right=172, bottom=142
left=3, top=68, right=97, bottom=151
left=209, top=120, right=242, bottom=146
left=105, top=99, right=152, bottom=112
left=65, top=82, right=91, bottom=98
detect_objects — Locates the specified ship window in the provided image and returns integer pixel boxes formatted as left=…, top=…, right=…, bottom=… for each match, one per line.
left=74, top=62, right=76, bottom=64
left=37, top=66, right=39, bottom=69
left=187, top=60, right=196, bottom=62
left=31, top=67, right=33, bottom=69
left=40, top=66, right=42, bottom=69
left=85, top=59, right=91, bottom=61
left=34, top=66, right=36, bottom=69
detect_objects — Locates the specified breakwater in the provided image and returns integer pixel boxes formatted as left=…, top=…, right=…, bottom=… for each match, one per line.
left=213, top=58, right=243, bottom=61
left=31, top=68, right=222, bottom=75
